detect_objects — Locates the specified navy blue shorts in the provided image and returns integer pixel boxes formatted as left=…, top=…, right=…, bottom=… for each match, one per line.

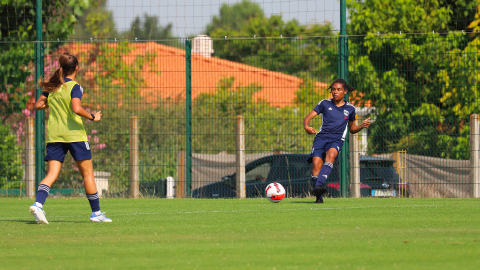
left=44, top=142, right=92, bottom=162
left=307, top=138, right=344, bottom=163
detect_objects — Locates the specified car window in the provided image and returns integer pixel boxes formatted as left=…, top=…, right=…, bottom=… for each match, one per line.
left=373, top=167, right=398, bottom=182
left=246, top=161, right=272, bottom=183
left=361, top=161, right=398, bottom=183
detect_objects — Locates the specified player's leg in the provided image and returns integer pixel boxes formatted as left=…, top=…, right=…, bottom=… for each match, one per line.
left=311, top=156, right=324, bottom=187
left=315, top=148, right=339, bottom=187
left=314, top=140, right=343, bottom=190
left=71, top=142, right=111, bottom=222
left=311, top=156, right=325, bottom=203
left=308, top=139, right=329, bottom=201
left=75, top=159, right=111, bottom=222
left=29, top=161, right=62, bottom=224
left=30, top=143, right=67, bottom=224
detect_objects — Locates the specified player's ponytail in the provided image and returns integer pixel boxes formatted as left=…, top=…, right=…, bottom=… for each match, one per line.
left=327, top=78, right=356, bottom=92
left=39, top=53, right=79, bottom=93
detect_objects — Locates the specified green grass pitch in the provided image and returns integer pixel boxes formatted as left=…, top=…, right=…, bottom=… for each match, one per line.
left=1, top=198, right=479, bottom=270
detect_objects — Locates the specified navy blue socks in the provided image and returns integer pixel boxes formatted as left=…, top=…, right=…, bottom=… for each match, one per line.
left=86, top=193, right=100, bottom=212
left=311, top=175, right=322, bottom=201
left=34, top=184, right=50, bottom=208
left=315, top=161, right=334, bottom=186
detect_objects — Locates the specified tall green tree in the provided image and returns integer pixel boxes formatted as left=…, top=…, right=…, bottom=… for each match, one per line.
left=1, top=0, right=91, bottom=118
left=123, top=14, right=173, bottom=40
left=0, top=0, right=90, bottom=40
left=347, top=0, right=477, bottom=34
left=205, top=0, right=264, bottom=36
left=337, top=0, right=480, bottom=159
left=211, top=15, right=334, bottom=81
left=72, top=0, right=117, bottom=39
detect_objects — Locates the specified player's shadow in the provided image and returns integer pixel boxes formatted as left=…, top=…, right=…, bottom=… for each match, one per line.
left=0, top=219, right=81, bottom=224
left=0, top=219, right=38, bottom=224
left=289, top=200, right=318, bottom=204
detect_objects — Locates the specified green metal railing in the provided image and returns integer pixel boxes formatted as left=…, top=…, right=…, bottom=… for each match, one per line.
left=0, top=34, right=479, bottom=198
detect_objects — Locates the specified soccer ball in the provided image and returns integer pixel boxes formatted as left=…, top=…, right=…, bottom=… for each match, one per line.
left=265, top=182, right=285, bottom=203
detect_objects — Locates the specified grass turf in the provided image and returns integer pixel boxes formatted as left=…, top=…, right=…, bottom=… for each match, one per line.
left=0, top=197, right=479, bottom=270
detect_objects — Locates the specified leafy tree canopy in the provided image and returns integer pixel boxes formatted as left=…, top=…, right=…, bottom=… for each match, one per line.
left=123, top=14, right=173, bottom=40
left=0, top=0, right=90, bottom=40
left=205, top=0, right=264, bottom=36
left=211, top=14, right=334, bottom=81
left=336, top=1, right=480, bottom=159
left=347, top=0, right=478, bottom=34
left=72, top=0, right=117, bottom=39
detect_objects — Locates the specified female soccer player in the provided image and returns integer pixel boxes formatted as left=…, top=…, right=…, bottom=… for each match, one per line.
left=303, top=79, right=370, bottom=203
left=30, top=53, right=112, bottom=223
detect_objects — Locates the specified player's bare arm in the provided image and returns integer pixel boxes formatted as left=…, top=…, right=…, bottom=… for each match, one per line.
left=35, top=95, right=49, bottom=110
left=72, top=98, right=102, bottom=121
left=348, top=117, right=371, bottom=134
left=303, top=110, right=319, bottom=134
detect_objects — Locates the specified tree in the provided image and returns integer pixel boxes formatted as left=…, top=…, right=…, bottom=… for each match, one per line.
left=123, top=14, right=173, bottom=40
left=467, top=0, right=480, bottom=32
left=72, top=0, right=117, bottom=39
left=1, top=0, right=91, bottom=119
left=347, top=0, right=478, bottom=34
left=211, top=15, right=335, bottom=81
left=336, top=0, right=480, bottom=159
left=205, top=0, right=264, bottom=36
left=0, top=0, right=90, bottom=40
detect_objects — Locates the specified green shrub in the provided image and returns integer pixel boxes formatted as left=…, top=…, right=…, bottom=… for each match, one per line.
left=0, top=123, right=24, bottom=189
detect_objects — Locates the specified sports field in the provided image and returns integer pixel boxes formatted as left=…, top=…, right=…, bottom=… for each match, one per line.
left=1, top=198, right=479, bottom=270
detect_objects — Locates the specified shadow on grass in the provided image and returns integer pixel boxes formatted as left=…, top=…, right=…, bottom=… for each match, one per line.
left=0, top=219, right=84, bottom=224
left=289, top=200, right=318, bottom=204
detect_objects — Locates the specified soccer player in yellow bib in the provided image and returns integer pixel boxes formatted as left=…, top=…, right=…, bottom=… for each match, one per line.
left=30, top=53, right=112, bottom=224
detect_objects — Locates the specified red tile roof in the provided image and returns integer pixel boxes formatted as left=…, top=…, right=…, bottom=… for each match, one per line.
left=61, top=42, right=331, bottom=107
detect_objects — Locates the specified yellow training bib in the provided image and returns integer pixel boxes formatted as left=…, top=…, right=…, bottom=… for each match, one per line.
left=46, top=81, right=88, bottom=143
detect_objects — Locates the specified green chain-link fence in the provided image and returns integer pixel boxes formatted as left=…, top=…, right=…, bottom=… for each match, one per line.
left=1, top=34, right=479, bottom=198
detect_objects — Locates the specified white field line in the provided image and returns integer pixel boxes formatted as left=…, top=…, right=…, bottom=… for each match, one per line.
left=0, top=204, right=461, bottom=220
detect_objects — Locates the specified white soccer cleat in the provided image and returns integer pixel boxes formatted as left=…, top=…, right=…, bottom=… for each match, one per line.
left=90, top=212, right=112, bottom=223
left=29, top=205, right=49, bottom=224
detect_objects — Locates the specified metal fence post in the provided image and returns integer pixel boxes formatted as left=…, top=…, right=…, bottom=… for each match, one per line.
left=470, top=114, right=479, bottom=198
left=34, top=0, right=45, bottom=188
left=25, top=117, right=35, bottom=198
left=235, top=115, right=246, bottom=198
left=129, top=116, right=139, bottom=198
left=176, top=151, right=186, bottom=198
left=185, top=39, right=192, bottom=198
left=350, top=131, right=360, bottom=198
left=339, top=0, right=350, bottom=197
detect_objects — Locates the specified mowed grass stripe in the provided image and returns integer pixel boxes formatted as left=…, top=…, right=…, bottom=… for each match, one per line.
left=0, top=198, right=479, bottom=270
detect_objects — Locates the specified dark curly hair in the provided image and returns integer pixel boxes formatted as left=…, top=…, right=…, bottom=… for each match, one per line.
left=327, top=78, right=356, bottom=92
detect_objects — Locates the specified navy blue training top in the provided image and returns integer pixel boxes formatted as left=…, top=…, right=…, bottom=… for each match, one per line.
left=41, top=78, right=83, bottom=99
left=313, top=99, right=356, bottom=141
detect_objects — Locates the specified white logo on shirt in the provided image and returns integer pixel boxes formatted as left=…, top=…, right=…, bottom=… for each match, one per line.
left=343, top=110, right=349, bottom=116
left=328, top=107, right=333, bottom=110
left=79, top=85, right=84, bottom=94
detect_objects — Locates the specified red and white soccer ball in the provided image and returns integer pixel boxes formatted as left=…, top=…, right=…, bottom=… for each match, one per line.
left=265, top=182, right=286, bottom=203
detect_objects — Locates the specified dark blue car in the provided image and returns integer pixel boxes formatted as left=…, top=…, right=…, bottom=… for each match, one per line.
left=192, top=154, right=408, bottom=198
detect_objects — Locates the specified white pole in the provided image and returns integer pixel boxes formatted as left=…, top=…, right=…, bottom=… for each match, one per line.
left=350, top=131, right=360, bottom=198
left=470, top=114, right=479, bottom=198
left=166, top=176, right=175, bottom=199
left=25, top=117, right=35, bottom=198
left=129, top=116, right=139, bottom=198
left=235, top=115, right=246, bottom=198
